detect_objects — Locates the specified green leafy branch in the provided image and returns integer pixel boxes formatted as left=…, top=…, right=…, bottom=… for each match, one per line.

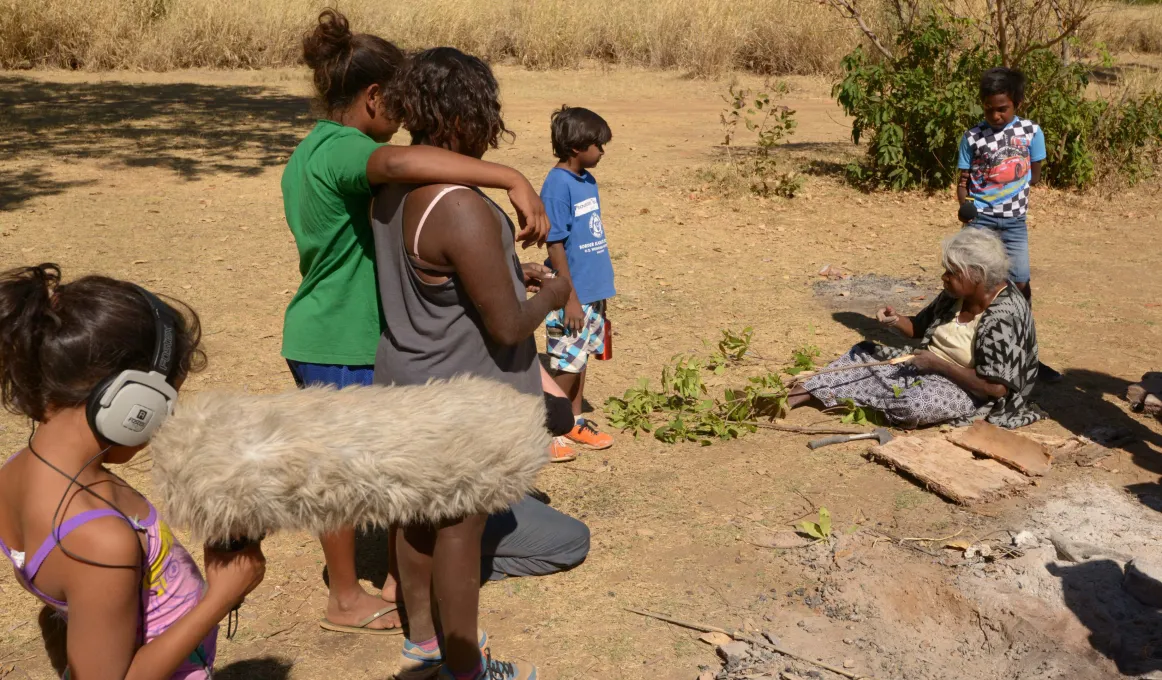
left=605, top=328, right=828, bottom=446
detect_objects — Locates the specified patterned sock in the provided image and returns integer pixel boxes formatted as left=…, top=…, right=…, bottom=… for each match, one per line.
left=413, top=637, right=439, bottom=653
left=574, top=414, right=585, bottom=426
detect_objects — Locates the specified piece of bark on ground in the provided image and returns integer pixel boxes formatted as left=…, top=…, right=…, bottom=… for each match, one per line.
left=868, top=436, right=1031, bottom=505
left=946, top=420, right=1052, bottom=476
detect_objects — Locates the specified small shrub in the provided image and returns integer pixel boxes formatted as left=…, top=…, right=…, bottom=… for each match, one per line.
left=834, top=11, right=1162, bottom=190
left=797, top=507, right=832, bottom=540
left=719, top=82, right=803, bottom=198
left=834, top=14, right=992, bottom=190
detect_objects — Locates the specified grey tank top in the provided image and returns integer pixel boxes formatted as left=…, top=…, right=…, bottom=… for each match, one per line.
left=369, top=183, right=540, bottom=396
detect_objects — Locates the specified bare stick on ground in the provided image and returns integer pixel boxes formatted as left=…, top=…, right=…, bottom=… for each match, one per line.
left=624, top=607, right=877, bottom=680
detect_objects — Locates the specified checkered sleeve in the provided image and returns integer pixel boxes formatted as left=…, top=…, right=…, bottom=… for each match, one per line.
left=957, top=132, right=973, bottom=170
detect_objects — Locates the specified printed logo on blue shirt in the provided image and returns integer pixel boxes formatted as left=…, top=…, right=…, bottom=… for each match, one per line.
left=588, top=212, right=604, bottom=239
left=574, top=197, right=599, bottom=217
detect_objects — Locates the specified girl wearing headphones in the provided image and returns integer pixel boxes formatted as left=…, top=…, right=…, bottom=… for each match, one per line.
left=0, top=264, right=265, bottom=679
left=283, top=9, right=550, bottom=635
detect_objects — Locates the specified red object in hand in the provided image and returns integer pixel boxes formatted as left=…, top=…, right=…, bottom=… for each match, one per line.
left=596, top=318, right=612, bottom=361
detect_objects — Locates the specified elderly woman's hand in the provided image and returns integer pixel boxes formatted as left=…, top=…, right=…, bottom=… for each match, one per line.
left=876, top=306, right=915, bottom=337
left=908, top=349, right=948, bottom=374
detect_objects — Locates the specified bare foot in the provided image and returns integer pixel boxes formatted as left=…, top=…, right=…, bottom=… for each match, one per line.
left=787, top=385, right=815, bottom=409
left=380, top=573, right=401, bottom=605
left=326, top=586, right=402, bottom=630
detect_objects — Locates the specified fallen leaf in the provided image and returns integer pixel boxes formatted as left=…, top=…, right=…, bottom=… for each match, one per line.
left=699, top=632, right=733, bottom=646
left=945, top=540, right=974, bottom=551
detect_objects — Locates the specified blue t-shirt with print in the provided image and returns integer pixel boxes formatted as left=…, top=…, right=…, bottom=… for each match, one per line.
left=957, top=116, right=1046, bottom=218
left=542, top=167, right=615, bottom=305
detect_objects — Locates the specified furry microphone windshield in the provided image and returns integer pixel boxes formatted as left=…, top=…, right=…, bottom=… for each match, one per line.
left=149, top=376, right=550, bottom=542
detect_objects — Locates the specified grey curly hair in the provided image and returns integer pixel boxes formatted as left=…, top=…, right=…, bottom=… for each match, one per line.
left=941, top=228, right=1010, bottom=289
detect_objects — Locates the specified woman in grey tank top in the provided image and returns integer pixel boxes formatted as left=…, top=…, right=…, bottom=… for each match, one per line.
left=369, top=48, right=570, bottom=680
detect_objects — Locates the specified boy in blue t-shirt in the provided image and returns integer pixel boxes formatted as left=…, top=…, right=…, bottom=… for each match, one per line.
left=957, top=66, right=1060, bottom=381
left=542, top=106, right=616, bottom=452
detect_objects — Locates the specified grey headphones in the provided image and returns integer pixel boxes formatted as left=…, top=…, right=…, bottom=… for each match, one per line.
left=84, top=286, right=180, bottom=447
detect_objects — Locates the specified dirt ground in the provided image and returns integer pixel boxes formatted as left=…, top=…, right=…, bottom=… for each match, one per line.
left=2, top=64, right=1162, bottom=680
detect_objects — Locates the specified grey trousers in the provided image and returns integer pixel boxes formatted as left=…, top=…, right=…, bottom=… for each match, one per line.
left=481, top=495, right=590, bottom=581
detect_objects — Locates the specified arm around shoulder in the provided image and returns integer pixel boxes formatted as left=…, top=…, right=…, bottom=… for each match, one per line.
left=366, top=146, right=525, bottom=191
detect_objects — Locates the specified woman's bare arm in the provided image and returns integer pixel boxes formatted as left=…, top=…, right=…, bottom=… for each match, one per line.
left=367, top=146, right=548, bottom=247
left=413, top=188, right=570, bottom=346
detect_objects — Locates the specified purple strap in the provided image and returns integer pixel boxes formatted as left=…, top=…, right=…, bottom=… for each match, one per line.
left=24, top=509, right=129, bottom=579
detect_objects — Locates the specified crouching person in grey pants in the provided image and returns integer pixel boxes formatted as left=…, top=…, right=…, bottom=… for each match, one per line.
left=482, top=494, right=590, bottom=581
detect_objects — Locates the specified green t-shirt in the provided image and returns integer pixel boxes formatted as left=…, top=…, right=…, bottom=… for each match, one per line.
left=281, top=120, right=384, bottom=365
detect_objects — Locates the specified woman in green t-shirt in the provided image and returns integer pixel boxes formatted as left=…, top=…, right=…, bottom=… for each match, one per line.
left=282, top=10, right=550, bottom=636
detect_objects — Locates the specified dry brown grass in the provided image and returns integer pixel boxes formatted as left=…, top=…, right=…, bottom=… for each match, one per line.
left=0, top=0, right=1159, bottom=74
left=1097, top=4, right=1162, bottom=53
left=0, top=0, right=860, bottom=74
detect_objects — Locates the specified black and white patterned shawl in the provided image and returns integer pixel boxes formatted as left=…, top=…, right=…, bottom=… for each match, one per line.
left=872, top=285, right=1041, bottom=428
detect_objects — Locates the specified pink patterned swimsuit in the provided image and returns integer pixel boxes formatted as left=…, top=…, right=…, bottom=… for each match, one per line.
left=0, top=451, right=216, bottom=679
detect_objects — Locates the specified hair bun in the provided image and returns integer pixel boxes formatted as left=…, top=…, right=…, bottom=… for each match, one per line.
left=15, top=263, right=60, bottom=308
left=303, top=9, right=353, bottom=70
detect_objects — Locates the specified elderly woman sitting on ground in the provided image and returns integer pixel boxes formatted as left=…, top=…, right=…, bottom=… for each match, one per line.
left=788, top=229, right=1041, bottom=429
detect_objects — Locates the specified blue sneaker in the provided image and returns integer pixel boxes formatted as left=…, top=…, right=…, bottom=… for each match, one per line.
left=395, top=629, right=489, bottom=680
left=435, top=651, right=537, bottom=680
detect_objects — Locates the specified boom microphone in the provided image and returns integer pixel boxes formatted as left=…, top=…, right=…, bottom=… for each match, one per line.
left=149, top=376, right=550, bottom=543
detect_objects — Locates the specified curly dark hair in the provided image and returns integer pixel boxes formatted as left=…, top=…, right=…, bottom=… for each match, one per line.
left=390, top=47, right=513, bottom=157
left=0, top=264, right=206, bottom=422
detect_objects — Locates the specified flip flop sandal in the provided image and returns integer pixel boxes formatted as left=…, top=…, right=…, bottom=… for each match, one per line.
left=319, top=604, right=403, bottom=635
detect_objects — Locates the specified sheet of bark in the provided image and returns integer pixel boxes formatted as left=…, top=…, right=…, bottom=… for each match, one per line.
left=946, top=420, right=1052, bottom=476
left=868, top=436, right=1032, bottom=505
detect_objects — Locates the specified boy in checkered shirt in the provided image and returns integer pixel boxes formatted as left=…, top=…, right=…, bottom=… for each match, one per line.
left=957, top=66, right=1060, bottom=381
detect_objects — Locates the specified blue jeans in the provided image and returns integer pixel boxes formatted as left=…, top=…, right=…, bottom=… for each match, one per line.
left=968, top=214, right=1031, bottom=283
left=286, top=360, right=374, bottom=388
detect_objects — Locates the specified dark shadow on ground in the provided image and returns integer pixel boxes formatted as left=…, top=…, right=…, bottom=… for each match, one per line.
left=0, top=168, right=96, bottom=211
left=0, top=74, right=312, bottom=211
left=829, top=311, right=912, bottom=350
left=1049, top=559, right=1162, bottom=675
left=1090, top=62, right=1160, bottom=86
left=1036, top=368, right=1162, bottom=479
left=802, top=158, right=850, bottom=181
left=215, top=658, right=294, bottom=679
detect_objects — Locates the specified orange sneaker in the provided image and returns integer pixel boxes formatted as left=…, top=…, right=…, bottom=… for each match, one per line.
left=549, top=437, right=578, bottom=463
left=566, top=419, right=613, bottom=450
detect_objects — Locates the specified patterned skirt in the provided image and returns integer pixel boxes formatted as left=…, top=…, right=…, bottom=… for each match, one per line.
left=803, top=342, right=978, bottom=429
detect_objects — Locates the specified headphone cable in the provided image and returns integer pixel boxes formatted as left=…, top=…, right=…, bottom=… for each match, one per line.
left=26, top=425, right=150, bottom=650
